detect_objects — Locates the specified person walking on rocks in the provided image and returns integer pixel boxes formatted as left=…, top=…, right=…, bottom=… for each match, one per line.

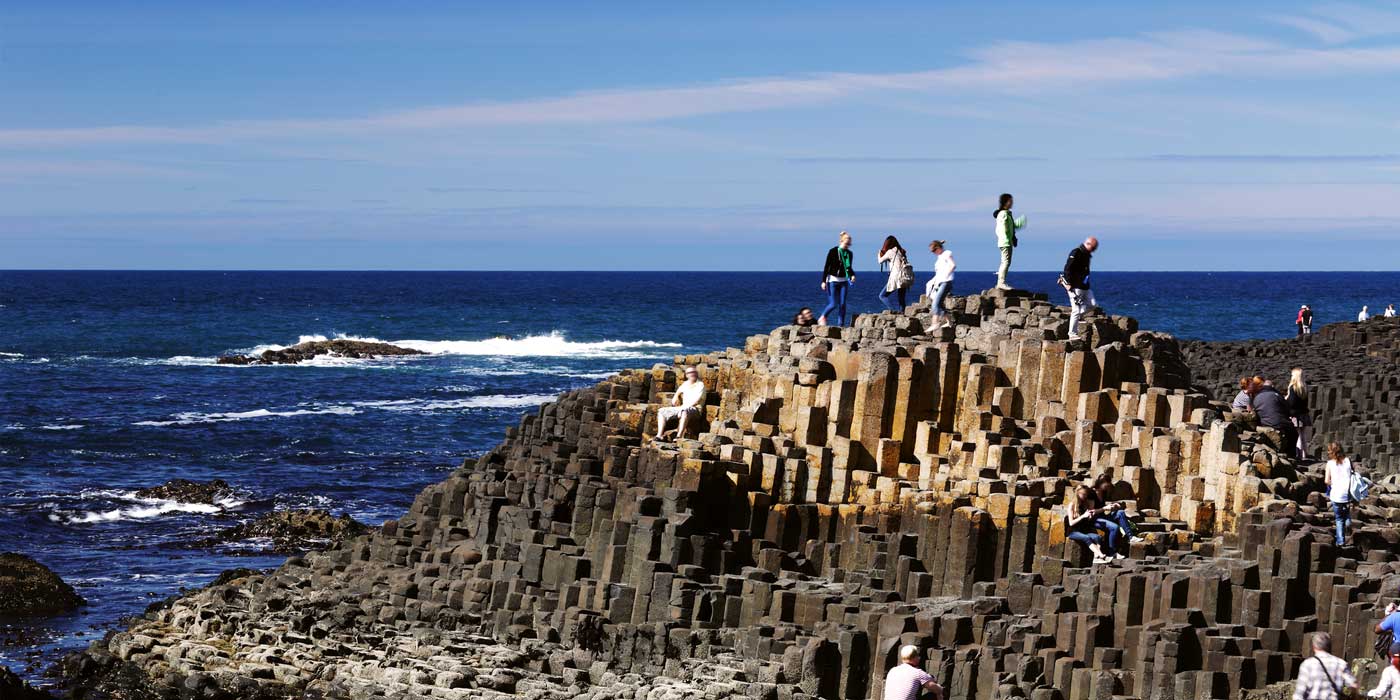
left=1293, top=631, right=1356, bottom=700
left=1285, top=367, right=1312, bottom=461
left=1302, top=305, right=1314, bottom=334
left=1324, top=442, right=1357, bottom=547
left=1387, top=304, right=1397, bottom=318
left=927, top=239, right=956, bottom=330
left=993, top=193, right=1026, bottom=290
left=820, top=231, right=856, bottom=327
left=1369, top=640, right=1400, bottom=699
left=655, top=367, right=707, bottom=441
left=1360, top=305, right=1370, bottom=322
left=882, top=645, right=943, bottom=700
left=1067, top=485, right=1119, bottom=563
left=877, top=235, right=914, bottom=313
left=1060, top=237, right=1098, bottom=341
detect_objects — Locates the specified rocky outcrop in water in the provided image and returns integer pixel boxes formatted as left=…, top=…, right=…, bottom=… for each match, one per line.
left=0, top=667, right=53, bottom=699
left=54, top=291, right=1400, bottom=699
left=205, top=509, right=369, bottom=553
left=216, top=339, right=425, bottom=365
left=0, top=553, right=84, bottom=617
left=133, top=478, right=235, bottom=504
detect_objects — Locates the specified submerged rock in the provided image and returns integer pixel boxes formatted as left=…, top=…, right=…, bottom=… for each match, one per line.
left=0, top=667, right=53, bottom=699
left=132, top=478, right=234, bottom=505
left=204, top=509, right=368, bottom=553
left=216, top=339, right=425, bottom=365
left=0, top=553, right=84, bottom=617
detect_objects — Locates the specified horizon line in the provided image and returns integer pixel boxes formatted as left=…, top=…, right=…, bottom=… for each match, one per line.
left=3, top=269, right=1400, bottom=274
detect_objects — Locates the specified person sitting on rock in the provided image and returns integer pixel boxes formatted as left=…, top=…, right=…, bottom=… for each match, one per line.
left=1249, top=376, right=1298, bottom=452
left=1067, top=485, right=1120, bottom=564
left=655, top=366, right=707, bottom=441
left=792, top=307, right=817, bottom=327
left=1231, top=377, right=1255, bottom=413
left=1091, top=474, right=1144, bottom=546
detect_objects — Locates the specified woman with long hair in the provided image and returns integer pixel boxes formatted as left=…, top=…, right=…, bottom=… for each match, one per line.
left=1285, top=367, right=1312, bottom=460
left=993, top=193, right=1027, bottom=290
left=1323, top=442, right=1355, bottom=547
left=819, top=231, right=856, bottom=327
left=1067, top=485, right=1118, bottom=564
left=876, top=235, right=912, bottom=313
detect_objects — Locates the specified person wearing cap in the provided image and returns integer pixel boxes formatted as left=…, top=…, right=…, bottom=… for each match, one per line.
left=1369, top=639, right=1400, bottom=698
left=882, top=645, right=943, bottom=700
left=926, top=239, right=956, bottom=330
left=1301, top=305, right=1314, bottom=335
left=993, top=193, right=1026, bottom=290
left=1059, top=236, right=1098, bottom=341
left=655, top=366, right=707, bottom=441
left=1297, top=305, right=1307, bottom=337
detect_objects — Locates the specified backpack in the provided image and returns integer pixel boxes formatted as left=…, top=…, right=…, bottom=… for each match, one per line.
left=1350, top=470, right=1372, bottom=502
left=893, top=250, right=915, bottom=289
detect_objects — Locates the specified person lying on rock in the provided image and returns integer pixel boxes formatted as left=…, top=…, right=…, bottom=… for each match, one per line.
left=1067, top=485, right=1122, bottom=564
left=1092, top=474, right=1144, bottom=546
left=655, top=366, right=707, bottom=441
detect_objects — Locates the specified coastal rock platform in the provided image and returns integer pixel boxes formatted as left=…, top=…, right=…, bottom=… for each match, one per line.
left=58, top=291, right=1400, bottom=699
left=216, top=339, right=425, bottom=365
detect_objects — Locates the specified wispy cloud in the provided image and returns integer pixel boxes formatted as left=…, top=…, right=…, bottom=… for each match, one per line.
left=6, top=24, right=1400, bottom=149
left=1271, top=2, right=1400, bottom=43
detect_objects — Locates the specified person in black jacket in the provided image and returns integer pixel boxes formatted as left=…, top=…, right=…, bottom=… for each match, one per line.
left=1251, top=377, right=1298, bottom=455
left=819, top=231, right=856, bottom=327
left=1059, top=237, right=1098, bottom=340
left=1285, top=367, right=1312, bottom=460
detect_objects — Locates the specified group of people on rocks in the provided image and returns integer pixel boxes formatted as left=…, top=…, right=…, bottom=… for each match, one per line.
left=1358, top=304, right=1397, bottom=322
left=1231, top=368, right=1312, bottom=460
left=1066, top=474, right=1143, bottom=564
left=1286, top=601, right=1400, bottom=699
left=812, top=193, right=1101, bottom=341
left=1297, top=303, right=1395, bottom=334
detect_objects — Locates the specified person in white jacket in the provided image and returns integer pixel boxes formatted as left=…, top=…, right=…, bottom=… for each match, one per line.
left=1369, top=641, right=1400, bottom=698
left=1360, top=306, right=1370, bottom=321
left=926, top=239, right=956, bottom=329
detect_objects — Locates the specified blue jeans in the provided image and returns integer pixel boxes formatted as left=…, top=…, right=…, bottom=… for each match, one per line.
left=822, top=280, right=850, bottom=326
left=1096, top=510, right=1133, bottom=550
left=930, top=281, right=952, bottom=319
left=879, top=286, right=907, bottom=312
left=1332, top=501, right=1351, bottom=545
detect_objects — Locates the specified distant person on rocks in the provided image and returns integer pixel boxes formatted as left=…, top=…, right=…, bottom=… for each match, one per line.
left=820, top=231, right=856, bottom=327
left=927, top=239, right=956, bottom=330
left=1297, top=305, right=1307, bottom=337
left=1324, top=442, right=1357, bottom=547
left=1059, top=237, right=1098, bottom=341
left=882, top=645, right=943, bottom=700
left=1250, top=377, right=1298, bottom=451
left=1302, top=305, right=1314, bottom=334
left=993, top=193, right=1026, bottom=290
left=1293, top=631, right=1356, bottom=700
left=1360, top=306, right=1370, bottom=322
left=1091, top=474, right=1144, bottom=546
left=877, top=235, right=914, bottom=313
left=1231, top=377, right=1255, bottom=413
left=1285, top=367, right=1312, bottom=461
left=1369, top=640, right=1400, bottom=699
left=1068, top=485, right=1120, bottom=563
left=792, top=307, right=816, bottom=327
left=655, top=367, right=707, bottom=441
left=1387, top=304, right=1397, bottom=318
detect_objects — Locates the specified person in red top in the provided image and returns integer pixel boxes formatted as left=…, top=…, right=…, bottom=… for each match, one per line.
left=1297, top=306, right=1307, bottom=337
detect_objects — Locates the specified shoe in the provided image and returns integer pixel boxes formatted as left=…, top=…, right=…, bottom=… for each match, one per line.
left=996, top=283, right=1013, bottom=291
left=817, top=316, right=827, bottom=326
left=1067, top=335, right=1082, bottom=342
left=1130, top=536, right=1144, bottom=544
left=1092, top=555, right=1111, bottom=565
left=1114, top=552, right=1126, bottom=560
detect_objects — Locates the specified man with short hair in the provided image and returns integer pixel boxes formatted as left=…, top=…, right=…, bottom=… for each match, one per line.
left=1292, top=631, right=1355, bottom=700
left=882, top=645, right=943, bottom=700
left=656, top=367, right=707, bottom=440
left=1301, top=305, right=1314, bottom=335
left=1060, top=237, right=1098, bottom=341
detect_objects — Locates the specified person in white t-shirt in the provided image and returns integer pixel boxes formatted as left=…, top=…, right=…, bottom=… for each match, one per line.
left=1360, top=306, right=1370, bottom=322
left=1386, top=304, right=1396, bottom=318
left=1324, top=441, right=1357, bottom=547
left=882, top=645, right=943, bottom=700
left=926, top=239, right=956, bottom=330
left=656, top=366, right=707, bottom=440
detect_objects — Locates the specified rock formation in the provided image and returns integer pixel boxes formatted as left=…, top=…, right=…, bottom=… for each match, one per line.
left=133, top=478, right=236, bottom=504
left=203, top=509, right=369, bottom=554
left=216, top=339, right=425, bottom=365
left=56, top=291, right=1400, bottom=699
left=0, top=553, right=84, bottom=617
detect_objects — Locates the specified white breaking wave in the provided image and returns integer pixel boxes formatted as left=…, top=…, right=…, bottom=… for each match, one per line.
left=0, top=351, right=22, bottom=358
left=351, top=394, right=555, bottom=413
left=233, top=331, right=679, bottom=361
left=52, top=493, right=246, bottom=525
left=134, top=406, right=360, bottom=427
left=39, top=424, right=84, bottom=431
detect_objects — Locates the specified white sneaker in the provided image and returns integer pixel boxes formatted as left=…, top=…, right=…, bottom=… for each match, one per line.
left=1092, top=555, right=1111, bottom=565
left=996, top=283, right=1013, bottom=291
left=1130, top=536, right=1144, bottom=544
left=1114, top=552, right=1126, bottom=560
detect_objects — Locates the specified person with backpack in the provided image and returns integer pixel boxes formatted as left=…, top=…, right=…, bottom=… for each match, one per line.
left=1370, top=640, right=1400, bottom=699
left=993, top=193, right=1026, bottom=290
left=876, top=235, right=914, bottom=313
left=1324, top=442, right=1361, bottom=547
left=1293, top=632, right=1357, bottom=700
left=819, top=231, right=856, bottom=327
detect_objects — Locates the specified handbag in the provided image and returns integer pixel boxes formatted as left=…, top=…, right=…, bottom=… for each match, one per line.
left=1349, top=463, right=1372, bottom=502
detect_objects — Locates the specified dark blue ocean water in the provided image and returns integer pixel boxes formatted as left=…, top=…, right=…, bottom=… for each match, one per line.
left=1, top=270, right=1397, bottom=681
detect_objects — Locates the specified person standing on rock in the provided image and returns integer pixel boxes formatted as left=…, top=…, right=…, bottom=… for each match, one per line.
left=882, top=645, right=943, bottom=700
left=876, top=235, right=914, bottom=313
left=820, top=231, right=856, bottom=327
left=993, top=193, right=1026, bottom=290
left=655, top=367, right=707, bottom=441
left=1293, top=631, right=1356, bottom=700
left=1059, top=237, right=1098, bottom=341
left=1297, top=305, right=1308, bottom=337
left=927, top=239, right=956, bottom=330
left=1302, top=305, right=1314, bottom=334
left=1387, top=304, right=1397, bottom=318
left=1324, top=442, right=1357, bottom=547
left=1360, top=306, right=1370, bottom=322
left=1285, top=368, right=1312, bottom=461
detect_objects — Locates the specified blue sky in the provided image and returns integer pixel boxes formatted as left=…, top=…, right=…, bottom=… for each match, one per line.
left=4, top=1, right=1400, bottom=270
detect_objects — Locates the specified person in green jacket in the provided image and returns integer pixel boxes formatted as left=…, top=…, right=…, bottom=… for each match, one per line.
left=994, top=193, right=1027, bottom=290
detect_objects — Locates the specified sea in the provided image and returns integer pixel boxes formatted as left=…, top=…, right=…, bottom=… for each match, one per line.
left=2, top=270, right=1397, bottom=682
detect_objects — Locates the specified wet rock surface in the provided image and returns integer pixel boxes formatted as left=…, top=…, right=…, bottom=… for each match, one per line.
left=216, top=339, right=425, bottom=365
left=132, top=478, right=235, bottom=505
left=0, top=553, right=85, bottom=618
left=0, top=666, right=53, bottom=699
left=52, top=291, right=1400, bottom=699
left=203, top=509, right=369, bottom=553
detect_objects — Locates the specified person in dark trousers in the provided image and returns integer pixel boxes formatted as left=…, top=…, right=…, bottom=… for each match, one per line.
left=1059, top=237, right=1098, bottom=340
left=1250, top=376, right=1298, bottom=453
left=1301, top=305, right=1313, bottom=335
left=819, top=231, right=856, bottom=327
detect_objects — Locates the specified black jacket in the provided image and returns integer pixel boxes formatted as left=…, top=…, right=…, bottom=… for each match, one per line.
left=1301, top=309, right=1313, bottom=325
left=1251, top=385, right=1290, bottom=430
left=822, top=247, right=854, bottom=282
left=1285, top=387, right=1310, bottom=423
left=1063, top=245, right=1092, bottom=290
